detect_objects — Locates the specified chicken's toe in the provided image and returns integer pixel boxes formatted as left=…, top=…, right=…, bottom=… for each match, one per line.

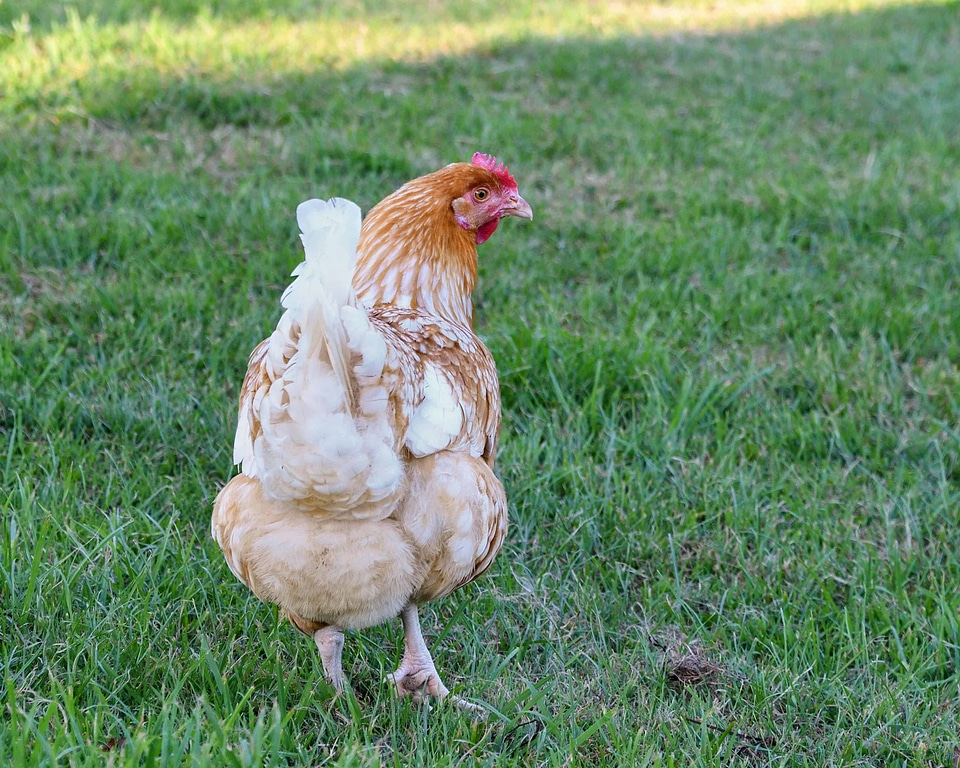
left=388, top=662, right=449, bottom=702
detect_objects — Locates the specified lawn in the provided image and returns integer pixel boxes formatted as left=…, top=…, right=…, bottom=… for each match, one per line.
left=1, top=0, right=959, bottom=765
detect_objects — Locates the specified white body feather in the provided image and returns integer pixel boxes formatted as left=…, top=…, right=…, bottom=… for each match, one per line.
left=233, top=198, right=403, bottom=517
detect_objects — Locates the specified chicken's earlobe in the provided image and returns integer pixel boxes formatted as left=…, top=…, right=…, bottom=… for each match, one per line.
left=451, top=197, right=472, bottom=231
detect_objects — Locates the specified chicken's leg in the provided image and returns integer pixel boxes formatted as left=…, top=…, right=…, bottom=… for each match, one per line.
left=388, top=603, right=449, bottom=701
left=313, top=625, right=345, bottom=692
left=388, top=604, right=482, bottom=712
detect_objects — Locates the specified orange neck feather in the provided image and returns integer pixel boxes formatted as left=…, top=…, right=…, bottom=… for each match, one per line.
left=353, top=167, right=481, bottom=329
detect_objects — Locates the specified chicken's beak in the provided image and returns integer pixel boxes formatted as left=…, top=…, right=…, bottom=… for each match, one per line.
left=502, top=194, right=533, bottom=221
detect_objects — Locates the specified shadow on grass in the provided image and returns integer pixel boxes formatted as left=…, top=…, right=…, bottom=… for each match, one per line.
left=5, top=1, right=956, bottom=288
left=6, top=3, right=958, bottom=174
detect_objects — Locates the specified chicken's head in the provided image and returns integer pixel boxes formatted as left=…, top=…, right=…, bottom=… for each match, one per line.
left=451, top=153, right=533, bottom=245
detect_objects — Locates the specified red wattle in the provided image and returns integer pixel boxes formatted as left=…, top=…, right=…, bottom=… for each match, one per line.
left=476, top=217, right=499, bottom=244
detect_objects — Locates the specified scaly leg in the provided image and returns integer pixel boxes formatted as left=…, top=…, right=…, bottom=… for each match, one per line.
left=388, top=604, right=483, bottom=712
left=313, top=625, right=345, bottom=692
left=388, top=604, right=448, bottom=701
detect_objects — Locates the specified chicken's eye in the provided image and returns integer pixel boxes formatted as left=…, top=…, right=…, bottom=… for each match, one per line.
left=474, top=188, right=490, bottom=202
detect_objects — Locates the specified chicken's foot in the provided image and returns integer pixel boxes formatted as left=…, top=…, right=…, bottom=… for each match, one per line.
left=388, top=604, right=483, bottom=713
left=313, top=625, right=345, bottom=692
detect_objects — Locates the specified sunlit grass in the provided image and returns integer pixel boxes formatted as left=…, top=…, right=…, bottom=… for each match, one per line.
left=0, top=0, right=948, bottom=123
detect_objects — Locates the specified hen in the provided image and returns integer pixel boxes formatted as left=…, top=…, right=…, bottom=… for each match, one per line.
left=212, top=153, right=532, bottom=706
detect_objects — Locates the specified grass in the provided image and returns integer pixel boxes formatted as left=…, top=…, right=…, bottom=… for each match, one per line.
left=1, top=0, right=959, bottom=764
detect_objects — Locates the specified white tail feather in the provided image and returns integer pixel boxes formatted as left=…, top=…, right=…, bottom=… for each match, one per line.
left=284, top=197, right=360, bottom=311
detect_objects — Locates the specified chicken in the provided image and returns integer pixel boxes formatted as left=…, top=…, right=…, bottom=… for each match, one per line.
left=211, top=153, right=532, bottom=707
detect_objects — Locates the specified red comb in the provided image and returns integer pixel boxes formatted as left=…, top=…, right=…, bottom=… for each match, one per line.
left=471, top=152, right=517, bottom=190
